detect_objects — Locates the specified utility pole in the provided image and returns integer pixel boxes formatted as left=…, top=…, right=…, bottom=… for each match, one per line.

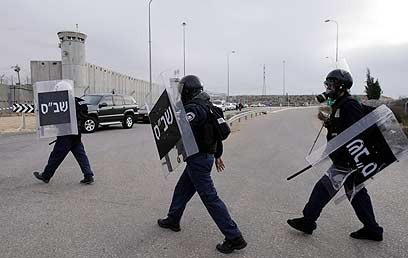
left=324, top=19, right=339, bottom=62
left=226, top=50, right=236, bottom=102
left=12, top=65, right=21, bottom=103
left=148, top=0, right=153, bottom=105
left=262, top=64, right=266, bottom=96
left=12, top=65, right=26, bottom=129
left=282, top=60, right=286, bottom=106
left=182, top=22, right=186, bottom=76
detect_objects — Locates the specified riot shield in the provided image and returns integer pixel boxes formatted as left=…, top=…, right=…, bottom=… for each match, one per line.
left=327, top=58, right=352, bottom=74
left=34, top=80, right=78, bottom=138
left=148, top=78, right=198, bottom=173
left=307, top=105, right=408, bottom=201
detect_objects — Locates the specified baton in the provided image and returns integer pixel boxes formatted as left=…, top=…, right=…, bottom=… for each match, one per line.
left=286, top=165, right=312, bottom=181
left=308, top=123, right=324, bottom=155
left=48, top=139, right=57, bottom=145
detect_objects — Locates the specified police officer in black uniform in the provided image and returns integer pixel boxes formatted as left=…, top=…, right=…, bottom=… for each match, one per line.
left=157, top=75, right=247, bottom=253
left=287, top=69, right=383, bottom=241
left=33, top=97, right=94, bottom=184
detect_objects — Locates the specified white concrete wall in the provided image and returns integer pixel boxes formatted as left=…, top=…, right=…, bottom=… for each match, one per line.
left=0, top=84, right=33, bottom=108
left=30, top=60, right=161, bottom=106
left=30, top=61, right=62, bottom=83
left=86, top=63, right=157, bottom=105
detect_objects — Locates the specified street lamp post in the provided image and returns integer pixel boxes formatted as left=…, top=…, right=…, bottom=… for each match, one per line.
left=182, top=22, right=186, bottom=77
left=148, top=0, right=153, bottom=104
left=324, top=19, right=339, bottom=62
left=282, top=60, right=286, bottom=96
left=12, top=65, right=25, bottom=129
left=11, top=65, right=21, bottom=104
left=226, top=50, right=235, bottom=102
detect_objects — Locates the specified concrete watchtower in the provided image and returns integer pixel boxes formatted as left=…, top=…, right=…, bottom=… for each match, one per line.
left=57, top=31, right=87, bottom=96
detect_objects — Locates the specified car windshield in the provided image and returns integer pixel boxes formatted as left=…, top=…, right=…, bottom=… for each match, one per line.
left=81, top=95, right=102, bottom=105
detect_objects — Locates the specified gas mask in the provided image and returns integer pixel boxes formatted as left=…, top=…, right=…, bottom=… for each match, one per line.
left=316, top=79, right=340, bottom=103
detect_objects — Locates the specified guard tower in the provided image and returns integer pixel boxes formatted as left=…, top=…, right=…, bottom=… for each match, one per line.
left=57, top=31, right=87, bottom=96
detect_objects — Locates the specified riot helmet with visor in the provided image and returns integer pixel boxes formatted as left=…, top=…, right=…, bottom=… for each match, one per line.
left=179, top=75, right=203, bottom=103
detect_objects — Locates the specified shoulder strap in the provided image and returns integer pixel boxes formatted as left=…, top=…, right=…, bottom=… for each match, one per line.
left=332, top=96, right=354, bottom=114
left=335, top=95, right=354, bottom=107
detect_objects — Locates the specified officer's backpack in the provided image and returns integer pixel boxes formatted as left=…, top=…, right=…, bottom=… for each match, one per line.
left=208, top=103, right=231, bottom=141
left=191, top=99, right=231, bottom=141
left=335, top=96, right=376, bottom=115
left=75, top=97, right=88, bottom=122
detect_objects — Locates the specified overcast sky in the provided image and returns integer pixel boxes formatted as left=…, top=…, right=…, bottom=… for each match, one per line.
left=1, top=0, right=407, bottom=98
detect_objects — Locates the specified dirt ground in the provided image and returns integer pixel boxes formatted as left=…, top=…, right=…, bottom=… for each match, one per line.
left=0, top=115, right=36, bottom=134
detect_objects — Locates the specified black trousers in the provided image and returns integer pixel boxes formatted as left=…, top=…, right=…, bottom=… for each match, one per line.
left=303, top=175, right=383, bottom=234
left=42, top=135, right=94, bottom=180
left=167, top=153, right=241, bottom=240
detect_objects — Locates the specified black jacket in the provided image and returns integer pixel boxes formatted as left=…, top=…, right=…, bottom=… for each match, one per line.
left=184, top=92, right=223, bottom=158
left=326, top=94, right=365, bottom=167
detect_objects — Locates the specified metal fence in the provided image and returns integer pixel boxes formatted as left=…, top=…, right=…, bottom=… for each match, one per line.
left=0, top=84, right=33, bottom=109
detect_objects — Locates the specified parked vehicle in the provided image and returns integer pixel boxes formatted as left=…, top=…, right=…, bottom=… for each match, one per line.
left=224, top=102, right=236, bottom=111
left=80, top=94, right=138, bottom=133
left=135, top=104, right=150, bottom=123
left=213, top=100, right=226, bottom=112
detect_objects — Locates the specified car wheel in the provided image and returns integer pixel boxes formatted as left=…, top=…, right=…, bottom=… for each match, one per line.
left=83, top=117, right=98, bottom=133
left=123, top=114, right=134, bottom=129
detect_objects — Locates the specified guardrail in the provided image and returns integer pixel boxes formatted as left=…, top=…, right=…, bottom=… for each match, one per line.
left=227, top=106, right=319, bottom=127
left=227, top=108, right=271, bottom=126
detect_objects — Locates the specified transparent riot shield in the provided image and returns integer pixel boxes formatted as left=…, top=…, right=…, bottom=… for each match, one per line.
left=147, top=78, right=198, bottom=173
left=326, top=58, right=352, bottom=74
left=34, top=80, right=78, bottom=138
left=307, top=105, right=408, bottom=202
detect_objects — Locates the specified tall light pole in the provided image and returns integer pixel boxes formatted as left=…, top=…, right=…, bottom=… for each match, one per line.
left=324, top=19, right=339, bottom=62
left=226, top=50, right=235, bottom=102
left=12, top=65, right=21, bottom=104
left=182, top=22, right=186, bottom=77
left=12, top=65, right=21, bottom=85
left=282, top=60, right=286, bottom=96
left=148, top=0, right=153, bottom=104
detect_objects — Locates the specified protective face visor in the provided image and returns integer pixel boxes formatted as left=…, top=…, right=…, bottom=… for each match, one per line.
left=316, top=79, right=337, bottom=103
left=324, top=78, right=336, bottom=89
left=323, top=78, right=339, bottom=99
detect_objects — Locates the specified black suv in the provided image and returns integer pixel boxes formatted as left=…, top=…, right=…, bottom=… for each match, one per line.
left=80, top=94, right=138, bottom=133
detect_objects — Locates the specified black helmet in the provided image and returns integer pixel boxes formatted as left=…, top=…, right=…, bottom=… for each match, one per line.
left=325, top=69, right=353, bottom=89
left=179, top=75, right=203, bottom=103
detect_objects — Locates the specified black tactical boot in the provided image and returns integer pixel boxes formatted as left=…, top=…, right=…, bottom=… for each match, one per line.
left=216, top=235, right=247, bottom=254
left=33, top=172, right=50, bottom=183
left=157, top=217, right=181, bottom=232
left=287, top=217, right=317, bottom=234
left=350, top=227, right=383, bottom=241
left=80, top=176, right=94, bottom=184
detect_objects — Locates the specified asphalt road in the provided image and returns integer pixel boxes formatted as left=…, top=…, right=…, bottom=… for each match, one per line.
left=0, top=108, right=407, bottom=258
